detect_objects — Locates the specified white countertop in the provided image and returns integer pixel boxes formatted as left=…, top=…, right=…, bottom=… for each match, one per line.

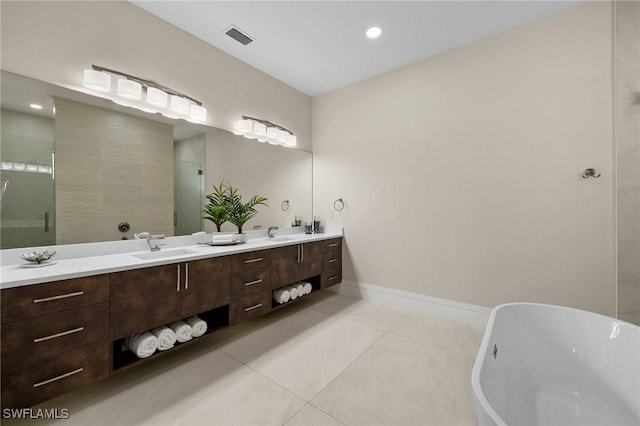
left=0, top=228, right=343, bottom=289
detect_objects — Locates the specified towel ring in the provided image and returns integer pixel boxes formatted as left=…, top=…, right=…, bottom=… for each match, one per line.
left=333, top=198, right=344, bottom=212
left=281, top=200, right=290, bottom=211
left=582, top=168, right=601, bottom=179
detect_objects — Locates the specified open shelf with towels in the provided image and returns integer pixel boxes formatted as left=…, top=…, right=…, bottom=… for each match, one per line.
left=111, top=305, right=229, bottom=372
left=271, top=276, right=321, bottom=310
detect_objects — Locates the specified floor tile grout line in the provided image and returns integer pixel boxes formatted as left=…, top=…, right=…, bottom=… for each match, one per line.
left=305, top=310, right=410, bottom=414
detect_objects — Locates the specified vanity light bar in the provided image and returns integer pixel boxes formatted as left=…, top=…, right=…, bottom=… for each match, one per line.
left=82, top=65, right=208, bottom=123
left=233, top=116, right=297, bottom=147
left=1, top=161, right=52, bottom=175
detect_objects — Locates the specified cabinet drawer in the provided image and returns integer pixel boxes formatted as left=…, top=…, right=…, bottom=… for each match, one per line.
left=322, top=238, right=342, bottom=252
left=231, top=250, right=271, bottom=272
left=1, top=275, right=109, bottom=324
left=230, top=290, right=271, bottom=325
left=1, top=341, right=109, bottom=409
left=324, top=248, right=341, bottom=266
left=1, top=303, right=109, bottom=371
left=232, top=267, right=270, bottom=298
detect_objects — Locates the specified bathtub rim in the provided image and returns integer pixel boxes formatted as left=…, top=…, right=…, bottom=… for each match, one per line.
left=470, top=302, right=639, bottom=426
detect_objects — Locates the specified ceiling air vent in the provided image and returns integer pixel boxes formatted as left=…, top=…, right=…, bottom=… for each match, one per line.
left=224, top=26, right=254, bottom=46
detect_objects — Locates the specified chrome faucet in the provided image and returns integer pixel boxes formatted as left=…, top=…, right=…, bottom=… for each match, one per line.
left=267, top=226, right=279, bottom=238
left=135, top=232, right=166, bottom=252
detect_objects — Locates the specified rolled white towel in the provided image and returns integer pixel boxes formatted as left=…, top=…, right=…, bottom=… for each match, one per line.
left=286, top=285, right=298, bottom=300
left=125, top=332, right=158, bottom=359
left=169, top=320, right=193, bottom=343
left=273, top=288, right=291, bottom=304
left=296, top=283, right=305, bottom=298
left=184, top=316, right=208, bottom=338
left=212, top=234, right=233, bottom=242
left=151, top=326, right=176, bottom=351
left=302, top=282, right=312, bottom=295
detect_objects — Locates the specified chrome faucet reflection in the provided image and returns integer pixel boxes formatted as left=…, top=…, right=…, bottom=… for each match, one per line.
left=267, top=226, right=279, bottom=238
left=134, top=232, right=166, bottom=252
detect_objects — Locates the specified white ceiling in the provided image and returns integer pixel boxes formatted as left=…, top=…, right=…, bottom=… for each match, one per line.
left=136, top=1, right=582, bottom=97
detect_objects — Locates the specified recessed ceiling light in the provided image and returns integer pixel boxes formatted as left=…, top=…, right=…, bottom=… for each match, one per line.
left=366, top=26, right=382, bottom=39
left=29, top=103, right=43, bottom=110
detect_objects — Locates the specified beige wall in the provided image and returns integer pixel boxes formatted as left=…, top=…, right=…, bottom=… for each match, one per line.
left=313, top=2, right=616, bottom=315
left=616, top=1, right=640, bottom=324
left=0, top=1, right=312, bottom=151
left=54, top=98, right=174, bottom=244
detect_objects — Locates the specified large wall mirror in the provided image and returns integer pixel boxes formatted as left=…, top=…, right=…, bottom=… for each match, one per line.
left=0, top=71, right=312, bottom=249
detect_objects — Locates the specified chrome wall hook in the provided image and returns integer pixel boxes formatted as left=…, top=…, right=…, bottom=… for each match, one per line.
left=333, top=198, right=344, bottom=211
left=582, top=168, right=601, bottom=179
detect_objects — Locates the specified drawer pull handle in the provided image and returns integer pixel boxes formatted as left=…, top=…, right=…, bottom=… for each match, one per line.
left=328, top=258, right=338, bottom=263
left=244, top=303, right=263, bottom=312
left=328, top=243, right=338, bottom=247
left=33, top=291, right=84, bottom=303
left=329, top=275, right=339, bottom=281
left=244, top=257, right=263, bottom=264
left=34, top=327, right=84, bottom=343
left=244, top=279, right=263, bottom=286
left=33, top=368, right=83, bottom=388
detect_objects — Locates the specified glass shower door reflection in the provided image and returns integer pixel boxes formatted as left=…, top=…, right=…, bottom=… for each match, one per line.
left=174, top=160, right=203, bottom=236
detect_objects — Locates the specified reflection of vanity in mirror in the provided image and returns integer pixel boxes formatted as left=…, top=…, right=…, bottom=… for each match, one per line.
left=0, top=71, right=312, bottom=249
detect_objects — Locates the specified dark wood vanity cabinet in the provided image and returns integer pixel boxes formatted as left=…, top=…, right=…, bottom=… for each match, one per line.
left=110, top=258, right=231, bottom=339
left=180, top=257, right=231, bottom=317
left=322, top=238, right=343, bottom=288
left=1, top=236, right=342, bottom=409
left=270, top=241, right=323, bottom=289
left=0, top=275, right=110, bottom=409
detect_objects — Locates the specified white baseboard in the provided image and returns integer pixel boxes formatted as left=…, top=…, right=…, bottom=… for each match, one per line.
left=326, top=280, right=491, bottom=329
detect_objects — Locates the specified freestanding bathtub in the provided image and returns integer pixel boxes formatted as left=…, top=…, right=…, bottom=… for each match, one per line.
left=471, top=303, right=640, bottom=426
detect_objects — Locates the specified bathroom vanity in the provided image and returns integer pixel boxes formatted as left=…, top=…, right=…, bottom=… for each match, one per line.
left=0, top=232, right=342, bottom=408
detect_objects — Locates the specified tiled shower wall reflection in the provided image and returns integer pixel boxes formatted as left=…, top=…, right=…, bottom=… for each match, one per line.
left=616, top=1, right=640, bottom=325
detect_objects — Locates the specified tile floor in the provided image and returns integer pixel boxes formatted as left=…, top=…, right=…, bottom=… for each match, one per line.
left=7, top=291, right=485, bottom=426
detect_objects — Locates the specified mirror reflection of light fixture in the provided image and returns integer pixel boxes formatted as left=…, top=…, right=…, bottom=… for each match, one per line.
left=233, top=116, right=297, bottom=147
left=82, top=65, right=207, bottom=123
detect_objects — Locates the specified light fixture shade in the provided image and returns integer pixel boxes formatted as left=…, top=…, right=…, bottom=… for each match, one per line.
left=170, top=95, right=190, bottom=115
left=286, top=134, right=297, bottom=147
left=189, top=104, right=207, bottom=122
left=266, top=127, right=279, bottom=143
left=234, top=119, right=253, bottom=135
left=84, top=69, right=111, bottom=92
left=146, top=87, right=168, bottom=107
left=278, top=130, right=289, bottom=144
left=117, top=79, right=142, bottom=100
left=253, top=122, right=267, bottom=142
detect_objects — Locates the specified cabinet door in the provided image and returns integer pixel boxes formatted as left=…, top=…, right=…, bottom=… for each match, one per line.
left=270, top=245, right=299, bottom=289
left=299, top=241, right=323, bottom=280
left=110, top=264, right=181, bottom=339
left=181, top=257, right=231, bottom=317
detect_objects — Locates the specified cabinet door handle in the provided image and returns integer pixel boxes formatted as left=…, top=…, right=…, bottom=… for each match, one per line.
left=328, top=258, right=338, bottom=263
left=33, top=368, right=83, bottom=388
left=44, top=211, right=50, bottom=232
left=297, top=245, right=300, bottom=263
left=329, top=243, right=338, bottom=247
left=244, top=279, right=263, bottom=286
left=34, top=327, right=84, bottom=343
left=185, top=263, right=189, bottom=290
left=177, top=265, right=181, bottom=292
left=244, top=257, right=263, bottom=264
left=244, top=303, right=263, bottom=312
left=301, top=245, right=304, bottom=263
left=34, top=291, right=84, bottom=303
left=329, top=275, right=339, bottom=281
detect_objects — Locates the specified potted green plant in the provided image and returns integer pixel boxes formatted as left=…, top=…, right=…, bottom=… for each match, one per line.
left=226, top=183, right=268, bottom=238
left=203, top=180, right=231, bottom=232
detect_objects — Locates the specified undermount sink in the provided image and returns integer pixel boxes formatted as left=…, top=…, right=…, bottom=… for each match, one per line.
left=132, top=249, right=196, bottom=260
left=270, top=236, right=292, bottom=241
